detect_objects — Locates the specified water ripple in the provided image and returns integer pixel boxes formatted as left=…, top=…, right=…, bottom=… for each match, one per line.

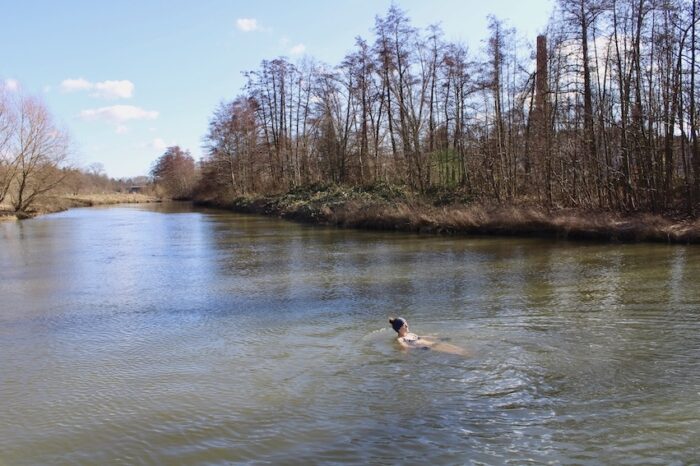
left=1, top=205, right=699, bottom=464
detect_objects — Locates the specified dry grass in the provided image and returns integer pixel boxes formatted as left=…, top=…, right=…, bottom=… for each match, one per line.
left=0, top=209, right=15, bottom=221
left=199, top=189, right=700, bottom=244
left=1, top=193, right=160, bottom=220
left=60, top=193, right=160, bottom=207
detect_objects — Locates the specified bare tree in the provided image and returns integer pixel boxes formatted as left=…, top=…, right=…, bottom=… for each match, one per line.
left=204, top=97, right=260, bottom=194
left=150, top=146, right=197, bottom=199
left=0, top=89, right=19, bottom=205
left=9, top=95, right=71, bottom=212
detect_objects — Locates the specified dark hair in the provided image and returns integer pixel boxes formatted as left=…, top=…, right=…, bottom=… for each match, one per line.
left=389, top=317, right=406, bottom=333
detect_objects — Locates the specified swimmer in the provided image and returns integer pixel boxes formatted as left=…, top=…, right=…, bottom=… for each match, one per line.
left=389, top=317, right=468, bottom=356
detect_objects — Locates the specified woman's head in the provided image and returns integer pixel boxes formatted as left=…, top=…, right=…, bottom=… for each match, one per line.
left=389, top=317, right=408, bottom=334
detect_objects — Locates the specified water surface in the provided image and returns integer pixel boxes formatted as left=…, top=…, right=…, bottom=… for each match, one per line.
left=1, top=203, right=699, bottom=464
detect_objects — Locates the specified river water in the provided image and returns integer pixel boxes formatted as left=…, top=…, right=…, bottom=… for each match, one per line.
left=1, top=203, right=699, bottom=465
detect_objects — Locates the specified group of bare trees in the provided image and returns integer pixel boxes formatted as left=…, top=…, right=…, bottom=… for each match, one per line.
left=0, top=89, right=71, bottom=212
left=60, top=163, right=146, bottom=196
left=200, top=2, right=700, bottom=215
left=150, top=146, right=198, bottom=199
left=545, top=0, right=700, bottom=213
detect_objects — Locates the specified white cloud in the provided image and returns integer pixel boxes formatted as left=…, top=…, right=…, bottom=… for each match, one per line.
left=290, top=43, right=306, bottom=56
left=150, top=138, right=168, bottom=151
left=236, top=18, right=260, bottom=32
left=115, top=125, right=129, bottom=135
left=60, top=78, right=93, bottom=92
left=60, top=78, right=134, bottom=99
left=80, top=105, right=159, bottom=123
left=92, top=80, right=134, bottom=99
left=3, top=79, right=19, bottom=91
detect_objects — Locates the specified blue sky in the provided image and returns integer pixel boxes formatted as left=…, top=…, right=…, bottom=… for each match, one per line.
left=1, top=0, right=553, bottom=178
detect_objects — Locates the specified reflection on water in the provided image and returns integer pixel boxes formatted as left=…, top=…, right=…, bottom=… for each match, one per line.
left=1, top=203, right=699, bottom=464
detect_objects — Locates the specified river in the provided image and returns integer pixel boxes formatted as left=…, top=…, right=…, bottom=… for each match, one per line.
left=1, top=203, right=699, bottom=464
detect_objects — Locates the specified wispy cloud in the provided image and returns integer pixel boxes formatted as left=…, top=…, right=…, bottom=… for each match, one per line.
left=3, top=78, right=19, bottom=92
left=115, top=125, right=129, bottom=135
left=60, top=78, right=135, bottom=99
left=289, top=43, right=306, bottom=56
left=80, top=105, right=158, bottom=124
left=149, top=138, right=168, bottom=151
left=92, top=80, right=134, bottom=99
left=236, top=18, right=261, bottom=32
left=60, top=78, right=92, bottom=92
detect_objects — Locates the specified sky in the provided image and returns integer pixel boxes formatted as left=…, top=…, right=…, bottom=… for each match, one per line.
left=1, top=0, right=554, bottom=179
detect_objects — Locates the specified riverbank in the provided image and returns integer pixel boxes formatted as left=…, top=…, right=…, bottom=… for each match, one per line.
left=196, top=185, right=700, bottom=244
left=0, top=193, right=160, bottom=221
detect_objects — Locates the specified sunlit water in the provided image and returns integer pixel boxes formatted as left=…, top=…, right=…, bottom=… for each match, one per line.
left=1, top=203, right=699, bottom=465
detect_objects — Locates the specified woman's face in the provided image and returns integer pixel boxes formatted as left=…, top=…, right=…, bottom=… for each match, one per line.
left=398, top=322, right=409, bottom=336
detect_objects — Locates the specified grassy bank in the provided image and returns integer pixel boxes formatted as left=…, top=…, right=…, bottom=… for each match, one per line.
left=196, top=184, right=700, bottom=244
left=0, top=193, right=160, bottom=221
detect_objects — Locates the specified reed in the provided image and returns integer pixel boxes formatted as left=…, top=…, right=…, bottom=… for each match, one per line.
left=0, top=193, right=160, bottom=220
left=196, top=185, right=700, bottom=244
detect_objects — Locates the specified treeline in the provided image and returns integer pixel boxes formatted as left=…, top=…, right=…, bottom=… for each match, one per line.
left=1, top=89, right=146, bottom=212
left=60, top=166, right=150, bottom=197
left=198, top=1, right=700, bottom=215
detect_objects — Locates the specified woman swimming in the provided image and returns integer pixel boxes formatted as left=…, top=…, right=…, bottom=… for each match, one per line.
left=389, top=317, right=468, bottom=356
